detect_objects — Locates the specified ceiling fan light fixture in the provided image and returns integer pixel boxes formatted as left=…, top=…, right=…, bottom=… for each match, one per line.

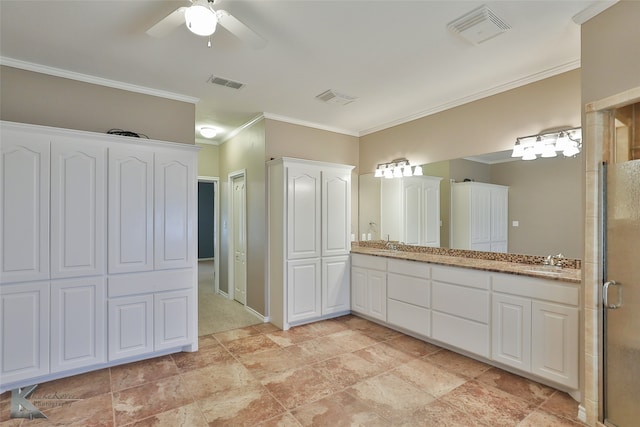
left=185, top=2, right=218, bottom=36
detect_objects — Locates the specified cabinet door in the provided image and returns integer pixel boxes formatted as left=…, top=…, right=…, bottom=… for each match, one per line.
left=51, top=277, right=106, bottom=372
left=367, top=269, right=387, bottom=321
left=108, top=148, right=154, bottom=274
left=322, top=256, right=350, bottom=315
left=287, top=167, right=321, bottom=259
left=402, top=179, right=421, bottom=246
left=1, top=132, right=49, bottom=283
left=422, top=178, right=441, bottom=247
left=154, top=150, right=196, bottom=270
left=51, top=141, right=106, bottom=278
left=490, top=187, right=508, bottom=249
left=0, top=282, right=50, bottom=385
left=531, top=301, right=578, bottom=388
left=492, top=293, right=531, bottom=371
left=322, top=169, right=351, bottom=256
left=287, top=259, right=321, bottom=323
left=108, top=294, right=153, bottom=361
left=351, top=266, right=368, bottom=314
left=471, top=186, right=491, bottom=245
left=154, top=290, right=192, bottom=351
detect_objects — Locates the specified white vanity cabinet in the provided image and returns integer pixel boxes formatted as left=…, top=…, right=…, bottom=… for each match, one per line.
left=0, top=121, right=198, bottom=393
left=386, top=259, right=430, bottom=336
left=431, top=265, right=491, bottom=358
left=492, top=273, right=579, bottom=389
left=451, top=182, right=508, bottom=252
left=380, top=176, right=442, bottom=247
left=351, top=254, right=387, bottom=321
left=268, top=158, right=354, bottom=330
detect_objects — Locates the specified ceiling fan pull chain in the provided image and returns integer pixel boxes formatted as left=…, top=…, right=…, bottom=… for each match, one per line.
left=208, top=36, right=211, bottom=48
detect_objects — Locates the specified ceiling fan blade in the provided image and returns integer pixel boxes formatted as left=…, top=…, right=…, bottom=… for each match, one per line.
left=216, top=10, right=267, bottom=50
left=146, top=7, right=187, bottom=38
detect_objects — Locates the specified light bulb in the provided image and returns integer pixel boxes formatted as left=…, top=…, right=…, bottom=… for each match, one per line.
left=384, top=168, right=393, bottom=179
left=522, top=147, right=537, bottom=161
left=374, top=167, right=383, bottom=178
left=413, top=165, right=423, bottom=176
left=393, top=165, right=403, bottom=178
left=563, top=142, right=580, bottom=157
left=185, top=2, right=218, bottom=36
left=541, top=143, right=557, bottom=158
left=512, top=141, right=525, bottom=157
left=403, top=164, right=413, bottom=177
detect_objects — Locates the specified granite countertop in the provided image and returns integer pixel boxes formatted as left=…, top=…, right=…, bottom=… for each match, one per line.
left=350, top=246, right=581, bottom=284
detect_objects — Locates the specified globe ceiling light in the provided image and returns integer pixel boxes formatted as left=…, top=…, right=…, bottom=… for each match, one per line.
left=185, top=1, right=218, bottom=36
left=199, top=126, right=218, bottom=138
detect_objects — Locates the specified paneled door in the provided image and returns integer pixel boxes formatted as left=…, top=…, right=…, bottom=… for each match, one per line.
left=603, top=103, right=640, bottom=426
left=231, top=173, right=247, bottom=305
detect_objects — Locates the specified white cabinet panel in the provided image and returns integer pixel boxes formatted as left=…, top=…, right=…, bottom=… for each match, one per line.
left=0, top=282, right=50, bottom=383
left=51, top=277, right=106, bottom=372
left=108, top=294, right=154, bottom=361
left=388, top=299, right=430, bottom=336
left=322, top=169, right=351, bottom=256
left=387, top=273, right=430, bottom=308
left=350, top=260, right=386, bottom=322
left=492, top=293, right=531, bottom=371
left=351, top=266, right=368, bottom=314
left=108, top=148, right=154, bottom=274
left=154, top=151, right=196, bottom=270
left=154, top=290, right=192, bottom=351
left=1, top=133, right=50, bottom=283
left=402, top=180, right=421, bottom=246
left=322, top=256, right=350, bottom=315
left=422, top=182, right=441, bottom=247
left=51, top=141, right=106, bottom=278
left=287, top=259, right=321, bottom=323
left=432, top=281, right=490, bottom=323
left=287, top=167, right=321, bottom=260
left=367, top=269, right=387, bottom=322
left=432, top=311, right=490, bottom=358
left=532, top=301, right=578, bottom=388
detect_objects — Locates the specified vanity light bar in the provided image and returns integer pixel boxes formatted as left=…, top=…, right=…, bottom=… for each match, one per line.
left=374, top=158, right=421, bottom=179
left=512, top=127, right=582, bottom=161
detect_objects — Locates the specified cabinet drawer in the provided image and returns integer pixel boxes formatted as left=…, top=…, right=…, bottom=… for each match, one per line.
left=351, top=254, right=386, bottom=271
left=432, top=281, right=489, bottom=323
left=388, top=299, right=430, bottom=337
left=108, top=269, right=193, bottom=297
left=492, top=273, right=579, bottom=306
left=432, top=311, right=489, bottom=358
left=388, top=259, right=430, bottom=278
left=387, top=273, right=430, bottom=307
left=432, top=265, right=489, bottom=290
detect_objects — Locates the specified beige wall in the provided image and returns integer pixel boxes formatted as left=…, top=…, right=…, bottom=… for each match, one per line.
left=0, top=66, right=195, bottom=144
left=196, top=143, right=220, bottom=177
left=218, top=119, right=266, bottom=313
left=490, top=156, right=582, bottom=258
left=359, top=69, right=581, bottom=173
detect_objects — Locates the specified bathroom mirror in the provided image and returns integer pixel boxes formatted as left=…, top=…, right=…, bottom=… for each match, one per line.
left=358, top=150, right=583, bottom=258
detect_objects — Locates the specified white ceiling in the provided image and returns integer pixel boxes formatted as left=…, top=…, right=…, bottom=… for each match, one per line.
left=0, top=1, right=615, bottom=144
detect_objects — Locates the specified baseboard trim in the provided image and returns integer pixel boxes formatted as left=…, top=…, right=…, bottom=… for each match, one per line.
left=217, top=289, right=229, bottom=298
left=245, top=305, right=269, bottom=323
left=577, top=404, right=587, bottom=423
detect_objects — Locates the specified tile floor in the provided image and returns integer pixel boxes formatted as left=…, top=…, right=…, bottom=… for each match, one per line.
left=0, top=315, right=585, bottom=426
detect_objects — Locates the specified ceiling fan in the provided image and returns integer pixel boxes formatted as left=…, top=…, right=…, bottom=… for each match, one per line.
left=146, top=0, right=267, bottom=49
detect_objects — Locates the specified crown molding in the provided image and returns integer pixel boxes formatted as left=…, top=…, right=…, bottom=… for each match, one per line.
left=263, top=112, right=359, bottom=137
left=0, top=57, right=199, bottom=104
left=360, top=59, right=581, bottom=137
left=572, top=0, right=619, bottom=25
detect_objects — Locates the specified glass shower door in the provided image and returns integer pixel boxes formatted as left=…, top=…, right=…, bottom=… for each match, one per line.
left=603, top=104, right=640, bottom=427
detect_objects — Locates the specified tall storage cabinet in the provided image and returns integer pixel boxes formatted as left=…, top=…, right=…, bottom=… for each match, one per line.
left=0, top=121, right=198, bottom=393
left=268, top=158, right=353, bottom=330
left=451, top=181, right=508, bottom=252
left=380, top=175, right=442, bottom=247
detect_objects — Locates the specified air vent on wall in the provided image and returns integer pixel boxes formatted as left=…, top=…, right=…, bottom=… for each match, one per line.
left=315, top=89, right=357, bottom=106
left=207, top=75, right=245, bottom=90
left=447, top=5, right=511, bottom=45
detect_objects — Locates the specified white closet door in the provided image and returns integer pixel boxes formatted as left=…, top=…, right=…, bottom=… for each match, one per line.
left=322, top=169, right=351, bottom=256
left=108, top=148, right=154, bottom=274
left=471, top=185, right=492, bottom=245
left=0, top=130, right=50, bottom=283
left=154, top=150, right=196, bottom=270
left=51, top=140, right=106, bottom=278
left=402, top=178, right=421, bottom=246
left=287, top=166, right=321, bottom=259
left=51, top=277, right=106, bottom=372
left=422, top=178, right=441, bottom=247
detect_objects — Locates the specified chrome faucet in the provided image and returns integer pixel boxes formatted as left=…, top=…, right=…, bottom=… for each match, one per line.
left=543, top=253, right=565, bottom=267
left=385, top=234, right=398, bottom=251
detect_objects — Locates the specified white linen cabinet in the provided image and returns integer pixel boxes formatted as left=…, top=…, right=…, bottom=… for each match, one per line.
left=268, top=158, right=353, bottom=330
left=0, top=121, right=198, bottom=393
left=451, top=181, right=509, bottom=252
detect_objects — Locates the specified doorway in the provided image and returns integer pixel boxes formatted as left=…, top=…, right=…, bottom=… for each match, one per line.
left=602, top=102, right=640, bottom=427
left=229, top=170, right=247, bottom=305
left=197, top=177, right=219, bottom=294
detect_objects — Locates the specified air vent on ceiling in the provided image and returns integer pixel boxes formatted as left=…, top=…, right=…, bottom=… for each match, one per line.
left=207, top=75, right=245, bottom=90
left=315, top=89, right=357, bottom=106
left=447, top=5, right=511, bottom=45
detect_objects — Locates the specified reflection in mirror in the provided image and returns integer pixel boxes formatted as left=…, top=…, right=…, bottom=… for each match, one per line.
left=359, top=151, right=582, bottom=258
